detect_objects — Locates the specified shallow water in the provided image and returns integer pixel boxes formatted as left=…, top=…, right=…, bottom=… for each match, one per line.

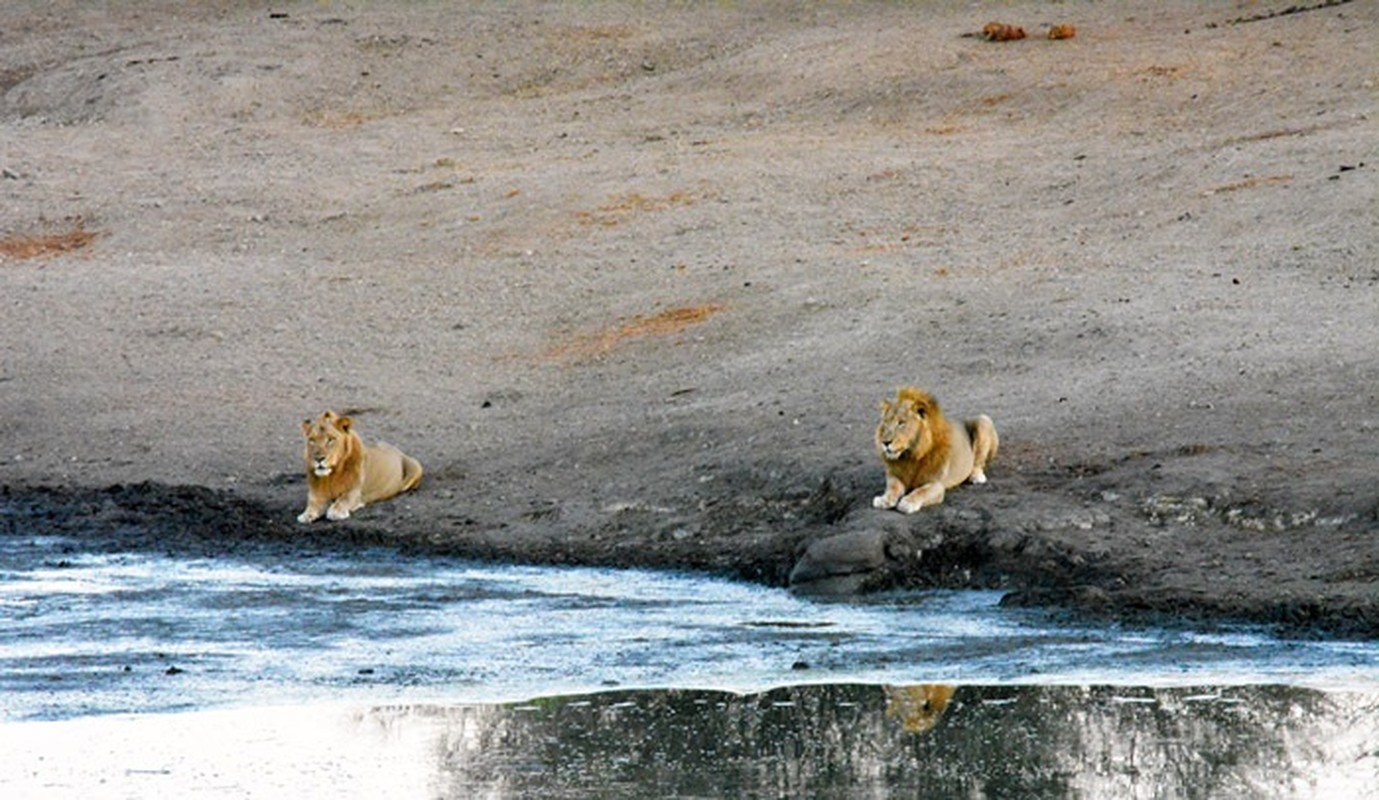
left=5, top=534, right=1379, bottom=722
left=5, top=534, right=1379, bottom=797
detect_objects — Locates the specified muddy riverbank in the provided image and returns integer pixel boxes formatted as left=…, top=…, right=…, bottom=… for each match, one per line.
left=5, top=444, right=1379, bottom=638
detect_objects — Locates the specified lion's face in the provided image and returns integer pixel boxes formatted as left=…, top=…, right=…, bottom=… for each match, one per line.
left=884, top=684, right=956, bottom=733
left=302, top=411, right=355, bottom=477
left=875, top=395, right=934, bottom=461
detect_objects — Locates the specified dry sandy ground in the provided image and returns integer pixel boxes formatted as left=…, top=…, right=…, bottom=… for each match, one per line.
left=2, top=1, right=1376, bottom=634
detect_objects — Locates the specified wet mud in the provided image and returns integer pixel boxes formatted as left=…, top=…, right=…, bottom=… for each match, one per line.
left=6, top=437, right=1378, bottom=640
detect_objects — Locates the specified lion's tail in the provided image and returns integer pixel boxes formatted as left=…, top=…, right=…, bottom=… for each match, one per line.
left=400, top=455, right=424, bottom=493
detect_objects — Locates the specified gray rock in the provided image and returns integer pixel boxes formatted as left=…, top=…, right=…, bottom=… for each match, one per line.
left=788, top=526, right=919, bottom=596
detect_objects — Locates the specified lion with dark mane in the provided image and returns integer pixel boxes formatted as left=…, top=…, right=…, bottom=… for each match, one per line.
left=297, top=410, right=423, bottom=523
left=873, top=387, right=998, bottom=514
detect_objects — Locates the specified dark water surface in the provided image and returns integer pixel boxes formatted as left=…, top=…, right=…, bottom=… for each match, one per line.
left=3, top=534, right=1379, bottom=796
left=4, top=683, right=1376, bottom=798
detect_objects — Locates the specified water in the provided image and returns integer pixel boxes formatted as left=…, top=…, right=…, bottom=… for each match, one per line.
left=5, top=534, right=1379, bottom=722
left=7, top=684, right=1379, bottom=799
left=6, top=534, right=1379, bottom=797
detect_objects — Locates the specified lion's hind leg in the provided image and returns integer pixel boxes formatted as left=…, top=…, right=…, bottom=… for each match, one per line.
left=399, top=455, right=424, bottom=494
left=966, top=415, right=999, bottom=485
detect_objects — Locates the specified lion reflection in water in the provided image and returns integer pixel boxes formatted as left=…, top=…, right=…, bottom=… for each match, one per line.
left=883, top=684, right=957, bottom=733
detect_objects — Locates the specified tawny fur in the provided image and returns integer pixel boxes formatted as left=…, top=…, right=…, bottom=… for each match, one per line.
left=872, top=387, right=998, bottom=514
left=981, top=21, right=1027, bottom=42
left=298, top=410, right=423, bottom=523
left=884, top=684, right=957, bottom=733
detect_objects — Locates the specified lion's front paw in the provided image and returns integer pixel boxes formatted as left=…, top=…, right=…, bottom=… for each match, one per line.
left=970, top=469, right=988, bottom=485
left=873, top=495, right=897, bottom=510
left=297, top=509, right=319, bottom=524
left=326, top=505, right=352, bottom=521
left=897, top=496, right=925, bottom=514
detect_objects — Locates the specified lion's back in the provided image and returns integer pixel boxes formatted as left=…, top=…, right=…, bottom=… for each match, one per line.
left=360, top=441, right=423, bottom=503
left=941, top=418, right=977, bottom=488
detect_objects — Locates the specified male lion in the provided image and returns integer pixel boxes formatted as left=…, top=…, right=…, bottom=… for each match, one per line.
left=884, top=684, right=957, bottom=733
left=873, top=387, right=998, bottom=514
left=297, top=410, right=423, bottom=523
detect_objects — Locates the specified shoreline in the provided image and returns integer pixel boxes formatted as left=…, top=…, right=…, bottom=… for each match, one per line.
left=5, top=469, right=1378, bottom=640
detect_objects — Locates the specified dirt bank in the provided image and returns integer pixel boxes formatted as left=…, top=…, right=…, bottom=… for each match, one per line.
left=2, top=1, right=1375, bottom=636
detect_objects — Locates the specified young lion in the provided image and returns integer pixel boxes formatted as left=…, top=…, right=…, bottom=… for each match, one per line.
left=298, top=410, right=424, bottom=523
left=873, top=387, right=998, bottom=514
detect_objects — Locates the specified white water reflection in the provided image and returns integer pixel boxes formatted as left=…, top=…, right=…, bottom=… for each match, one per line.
left=4, top=685, right=1378, bottom=799
left=5, top=536, right=1379, bottom=721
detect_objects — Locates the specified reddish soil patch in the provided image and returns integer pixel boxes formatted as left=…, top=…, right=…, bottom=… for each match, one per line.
left=545, top=304, right=725, bottom=361
left=0, top=225, right=97, bottom=261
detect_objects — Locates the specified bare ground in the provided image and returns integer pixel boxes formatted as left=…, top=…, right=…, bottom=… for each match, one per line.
left=1, top=1, right=1376, bottom=636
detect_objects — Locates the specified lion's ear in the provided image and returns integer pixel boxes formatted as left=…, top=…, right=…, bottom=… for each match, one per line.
left=336, top=416, right=353, bottom=433
left=879, top=399, right=892, bottom=414
left=301, top=419, right=312, bottom=434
